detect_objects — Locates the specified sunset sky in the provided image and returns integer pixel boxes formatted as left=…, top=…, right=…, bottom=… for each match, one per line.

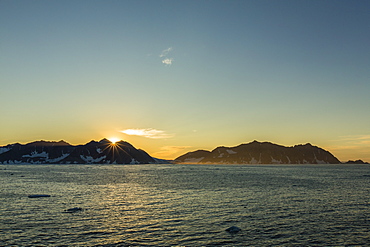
left=1, top=0, right=369, bottom=162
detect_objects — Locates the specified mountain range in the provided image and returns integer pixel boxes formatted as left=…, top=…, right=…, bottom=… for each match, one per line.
left=0, top=139, right=368, bottom=165
left=175, top=141, right=342, bottom=164
left=0, top=139, right=156, bottom=164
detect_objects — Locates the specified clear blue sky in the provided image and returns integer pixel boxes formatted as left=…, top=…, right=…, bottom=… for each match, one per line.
left=1, top=0, right=369, bottom=161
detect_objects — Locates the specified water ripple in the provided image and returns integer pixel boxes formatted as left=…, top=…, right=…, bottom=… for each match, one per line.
left=1, top=164, right=370, bottom=246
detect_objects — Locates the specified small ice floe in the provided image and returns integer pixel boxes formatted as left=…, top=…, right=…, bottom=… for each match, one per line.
left=28, top=194, right=51, bottom=198
left=64, top=207, right=83, bottom=213
left=225, top=226, right=241, bottom=233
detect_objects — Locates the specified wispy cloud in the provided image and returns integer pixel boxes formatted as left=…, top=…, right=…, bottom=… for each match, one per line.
left=159, top=47, right=173, bottom=58
left=336, top=135, right=370, bottom=145
left=159, top=47, right=174, bottom=66
left=121, top=128, right=174, bottom=139
left=153, top=146, right=192, bottom=158
left=162, top=58, right=173, bottom=65
left=327, top=145, right=360, bottom=151
left=326, top=134, right=370, bottom=161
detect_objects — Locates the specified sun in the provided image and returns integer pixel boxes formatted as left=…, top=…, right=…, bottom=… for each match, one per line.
left=108, top=137, right=120, bottom=144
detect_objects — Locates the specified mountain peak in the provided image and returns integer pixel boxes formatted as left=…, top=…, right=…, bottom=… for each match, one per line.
left=99, top=138, right=112, bottom=144
left=57, top=140, right=70, bottom=145
left=26, top=140, right=71, bottom=147
left=175, top=141, right=341, bottom=164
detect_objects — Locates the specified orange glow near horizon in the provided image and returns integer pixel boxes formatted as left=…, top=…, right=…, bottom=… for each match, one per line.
left=108, top=137, right=120, bottom=144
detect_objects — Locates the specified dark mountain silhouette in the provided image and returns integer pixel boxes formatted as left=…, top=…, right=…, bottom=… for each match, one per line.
left=175, top=140, right=341, bottom=164
left=0, top=139, right=155, bottom=164
left=345, top=159, right=369, bottom=164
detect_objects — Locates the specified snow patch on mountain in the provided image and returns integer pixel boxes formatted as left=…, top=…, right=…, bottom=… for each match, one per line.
left=0, top=147, right=10, bottom=155
left=286, top=156, right=291, bottom=163
left=130, top=159, right=139, bottom=164
left=22, top=151, right=48, bottom=158
left=1, top=160, right=22, bottom=164
left=315, top=159, right=328, bottom=164
left=47, top=153, right=70, bottom=163
left=271, top=157, right=282, bottom=164
left=249, top=157, right=258, bottom=164
left=80, top=155, right=106, bottom=163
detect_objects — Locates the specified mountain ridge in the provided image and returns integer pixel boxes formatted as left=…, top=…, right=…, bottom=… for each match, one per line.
left=0, top=139, right=156, bottom=164
left=1, top=139, right=367, bottom=165
left=174, top=140, right=343, bottom=164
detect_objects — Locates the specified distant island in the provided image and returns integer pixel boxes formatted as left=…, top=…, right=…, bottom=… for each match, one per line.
left=174, top=140, right=368, bottom=165
left=344, top=159, right=369, bottom=164
left=0, top=139, right=158, bottom=164
left=0, top=139, right=368, bottom=165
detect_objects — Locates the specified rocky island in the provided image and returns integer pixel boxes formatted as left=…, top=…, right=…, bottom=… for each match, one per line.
left=0, top=139, right=155, bottom=164
left=175, top=141, right=341, bottom=164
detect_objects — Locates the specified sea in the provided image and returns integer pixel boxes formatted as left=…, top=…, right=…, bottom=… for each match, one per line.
left=1, top=164, right=369, bottom=246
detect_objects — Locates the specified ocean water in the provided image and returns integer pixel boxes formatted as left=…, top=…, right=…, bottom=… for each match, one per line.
left=1, top=164, right=369, bottom=246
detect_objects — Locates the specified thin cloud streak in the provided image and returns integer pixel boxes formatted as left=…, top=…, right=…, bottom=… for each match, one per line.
left=153, top=146, right=192, bottom=158
left=338, top=135, right=370, bottom=141
left=159, top=47, right=173, bottom=57
left=336, top=135, right=370, bottom=145
left=327, top=134, right=370, bottom=161
left=121, top=128, right=174, bottom=139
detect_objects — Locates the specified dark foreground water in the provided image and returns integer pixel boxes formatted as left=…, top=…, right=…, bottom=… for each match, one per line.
left=1, top=164, right=369, bottom=246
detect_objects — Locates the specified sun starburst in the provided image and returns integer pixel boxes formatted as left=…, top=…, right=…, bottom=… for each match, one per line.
left=108, top=137, right=120, bottom=144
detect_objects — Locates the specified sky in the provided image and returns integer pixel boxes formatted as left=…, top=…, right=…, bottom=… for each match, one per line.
left=1, top=0, right=369, bottom=162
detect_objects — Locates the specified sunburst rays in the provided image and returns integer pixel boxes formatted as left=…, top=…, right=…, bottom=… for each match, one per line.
left=101, top=140, right=130, bottom=163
